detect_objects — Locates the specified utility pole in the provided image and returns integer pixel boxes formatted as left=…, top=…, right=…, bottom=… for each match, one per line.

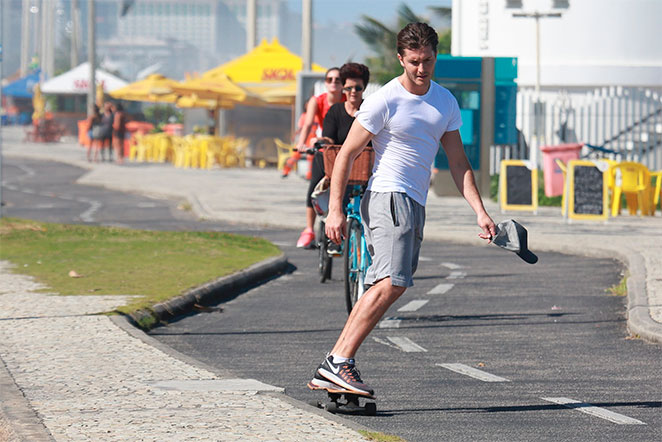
left=20, top=0, right=30, bottom=75
left=71, top=0, right=80, bottom=68
left=512, top=8, right=564, bottom=167
left=301, top=0, right=312, bottom=71
left=246, top=0, right=256, bottom=52
left=87, top=0, right=96, bottom=116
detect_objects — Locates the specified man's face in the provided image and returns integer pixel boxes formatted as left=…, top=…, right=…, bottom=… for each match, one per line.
left=398, top=46, right=436, bottom=89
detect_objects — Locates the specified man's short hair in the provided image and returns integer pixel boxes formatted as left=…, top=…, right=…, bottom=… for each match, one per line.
left=396, top=22, right=438, bottom=56
left=339, top=63, right=370, bottom=86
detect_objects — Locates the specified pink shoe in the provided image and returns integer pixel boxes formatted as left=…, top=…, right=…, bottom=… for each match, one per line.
left=296, top=228, right=315, bottom=248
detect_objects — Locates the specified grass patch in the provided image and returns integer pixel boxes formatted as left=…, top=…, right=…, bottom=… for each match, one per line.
left=607, top=274, right=628, bottom=297
left=358, top=430, right=406, bottom=442
left=0, top=218, right=281, bottom=315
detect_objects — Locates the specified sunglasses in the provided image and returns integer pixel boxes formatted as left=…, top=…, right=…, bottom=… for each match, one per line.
left=325, top=77, right=341, bottom=84
left=342, top=85, right=364, bottom=93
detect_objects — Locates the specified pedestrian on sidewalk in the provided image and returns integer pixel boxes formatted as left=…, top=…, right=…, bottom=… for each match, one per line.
left=86, top=105, right=102, bottom=163
left=99, top=102, right=115, bottom=162
left=112, top=102, right=127, bottom=164
left=309, top=22, right=496, bottom=396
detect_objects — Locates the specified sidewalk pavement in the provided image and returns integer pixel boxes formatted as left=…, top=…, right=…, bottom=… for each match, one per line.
left=1, top=126, right=661, bottom=440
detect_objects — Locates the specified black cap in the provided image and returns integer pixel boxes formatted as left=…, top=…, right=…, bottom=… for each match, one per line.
left=491, top=220, right=538, bottom=264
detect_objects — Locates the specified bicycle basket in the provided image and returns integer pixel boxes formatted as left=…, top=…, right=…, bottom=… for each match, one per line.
left=323, top=145, right=374, bottom=185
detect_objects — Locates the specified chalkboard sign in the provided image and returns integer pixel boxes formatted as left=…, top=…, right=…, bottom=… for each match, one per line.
left=567, top=160, right=608, bottom=221
left=499, top=160, right=538, bottom=212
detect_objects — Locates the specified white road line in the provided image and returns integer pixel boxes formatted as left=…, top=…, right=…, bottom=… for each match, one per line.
left=427, top=283, right=454, bottom=295
left=441, top=262, right=462, bottom=269
left=80, top=200, right=102, bottom=223
left=22, top=189, right=35, bottom=194
left=387, top=337, right=427, bottom=352
left=397, top=300, right=429, bottom=312
left=447, top=271, right=467, bottom=280
left=436, top=363, right=510, bottom=382
left=541, top=397, right=646, bottom=425
left=418, top=256, right=433, bottom=262
left=372, top=337, right=401, bottom=349
left=33, top=204, right=55, bottom=209
left=378, top=317, right=401, bottom=328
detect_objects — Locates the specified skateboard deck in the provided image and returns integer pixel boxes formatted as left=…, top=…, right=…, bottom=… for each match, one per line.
left=307, top=381, right=377, bottom=415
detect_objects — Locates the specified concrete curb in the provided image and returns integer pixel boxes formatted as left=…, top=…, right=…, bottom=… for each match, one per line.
left=0, top=356, right=54, bottom=441
left=128, top=254, right=289, bottom=330
left=109, top=315, right=375, bottom=437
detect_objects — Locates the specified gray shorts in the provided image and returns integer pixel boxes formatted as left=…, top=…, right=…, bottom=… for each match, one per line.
left=360, top=191, right=425, bottom=288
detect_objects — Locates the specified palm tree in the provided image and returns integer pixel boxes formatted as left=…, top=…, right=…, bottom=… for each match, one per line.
left=354, top=3, right=452, bottom=84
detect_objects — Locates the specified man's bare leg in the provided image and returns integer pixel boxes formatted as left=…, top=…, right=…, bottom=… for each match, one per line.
left=331, top=277, right=406, bottom=358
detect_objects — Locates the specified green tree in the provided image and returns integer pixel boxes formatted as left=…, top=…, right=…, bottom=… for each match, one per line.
left=355, top=3, right=452, bottom=84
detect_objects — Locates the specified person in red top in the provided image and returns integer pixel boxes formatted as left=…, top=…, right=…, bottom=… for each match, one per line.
left=291, top=67, right=345, bottom=248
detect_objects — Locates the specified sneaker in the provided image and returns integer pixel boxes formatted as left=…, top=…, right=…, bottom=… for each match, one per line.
left=316, top=354, right=374, bottom=396
left=327, top=242, right=342, bottom=256
left=308, top=371, right=344, bottom=391
left=296, top=228, right=315, bottom=248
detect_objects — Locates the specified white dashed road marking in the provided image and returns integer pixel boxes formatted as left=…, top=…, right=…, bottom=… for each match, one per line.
left=427, top=283, right=454, bottom=295
left=441, top=262, right=462, bottom=269
left=386, top=337, right=427, bottom=352
left=398, top=300, right=429, bottom=312
left=447, top=271, right=467, bottom=280
left=436, top=363, right=510, bottom=382
left=541, top=397, right=646, bottom=425
left=378, top=318, right=402, bottom=328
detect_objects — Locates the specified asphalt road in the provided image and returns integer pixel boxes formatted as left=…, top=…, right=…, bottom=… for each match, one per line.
left=3, top=157, right=660, bottom=442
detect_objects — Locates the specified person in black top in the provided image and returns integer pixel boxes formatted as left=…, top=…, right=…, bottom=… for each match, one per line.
left=99, top=102, right=114, bottom=162
left=305, top=62, right=370, bottom=221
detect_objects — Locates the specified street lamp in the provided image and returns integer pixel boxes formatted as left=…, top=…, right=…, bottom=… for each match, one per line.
left=511, top=1, right=568, bottom=167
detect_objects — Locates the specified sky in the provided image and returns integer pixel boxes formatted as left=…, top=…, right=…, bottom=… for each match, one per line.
left=282, top=0, right=452, bottom=67
left=286, top=0, right=452, bottom=25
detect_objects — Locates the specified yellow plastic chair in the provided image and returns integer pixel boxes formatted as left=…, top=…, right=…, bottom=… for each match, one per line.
left=651, top=171, right=662, bottom=213
left=129, top=133, right=151, bottom=162
left=274, top=138, right=295, bottom=172
left=609, top=162, right=655, bottom=216
left=172, top=136, right=189, bottom=168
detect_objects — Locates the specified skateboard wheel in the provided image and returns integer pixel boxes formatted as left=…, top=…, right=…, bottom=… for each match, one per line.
left=324, top=402, right=338, bottom=413
left=364, top=402, right=377, bottom=416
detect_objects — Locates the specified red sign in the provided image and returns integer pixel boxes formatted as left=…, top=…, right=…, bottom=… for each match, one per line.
left=261, top=68, right=295, bottom=81
left=72, top=79, right=106, bottom=91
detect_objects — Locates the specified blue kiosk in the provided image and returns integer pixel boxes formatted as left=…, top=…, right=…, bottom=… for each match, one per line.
left=433, top=56, right=518, bottom=197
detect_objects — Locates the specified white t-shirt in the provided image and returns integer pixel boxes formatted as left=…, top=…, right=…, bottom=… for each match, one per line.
left=355, top=77, right=462, bottom=206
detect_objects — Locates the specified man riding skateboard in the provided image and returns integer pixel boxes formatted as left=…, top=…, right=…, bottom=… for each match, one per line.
left=308, top=22, right=496, bottom=397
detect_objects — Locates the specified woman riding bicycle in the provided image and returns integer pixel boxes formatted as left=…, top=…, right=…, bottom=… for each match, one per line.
left=293, top=67, right=345, bottom=248
left=314, top=63, right=371, bottom=254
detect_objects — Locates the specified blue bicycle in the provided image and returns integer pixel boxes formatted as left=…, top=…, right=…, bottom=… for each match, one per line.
left=343, top=184, right=372, bottom=314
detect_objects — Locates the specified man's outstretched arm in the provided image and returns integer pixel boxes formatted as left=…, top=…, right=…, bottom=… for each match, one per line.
left=441, top=129, right=496, bottom=241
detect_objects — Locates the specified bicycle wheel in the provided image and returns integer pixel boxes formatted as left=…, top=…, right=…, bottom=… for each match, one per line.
left=344, top=217, right=362, bottom=314
left=317, top=221, right=332, bottom=282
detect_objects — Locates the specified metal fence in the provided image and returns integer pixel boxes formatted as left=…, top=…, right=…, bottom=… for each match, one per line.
left=490, top=86, right=662, bottom=175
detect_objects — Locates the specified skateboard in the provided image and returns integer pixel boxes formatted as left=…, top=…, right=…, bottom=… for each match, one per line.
left=307, top=382, right=377, bottom=416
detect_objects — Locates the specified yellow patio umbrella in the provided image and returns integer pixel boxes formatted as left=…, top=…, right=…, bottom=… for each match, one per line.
left=246, top=83, right=297, bottom=105
left=171, top=73, right=264, bottom=106
left=32, top=83, right=46, bottom=121
left=175, top=93, right=236, bottom=110
left=109, top=73, right=180, bottom=103
left=203, top=38, right=326, bottom=87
